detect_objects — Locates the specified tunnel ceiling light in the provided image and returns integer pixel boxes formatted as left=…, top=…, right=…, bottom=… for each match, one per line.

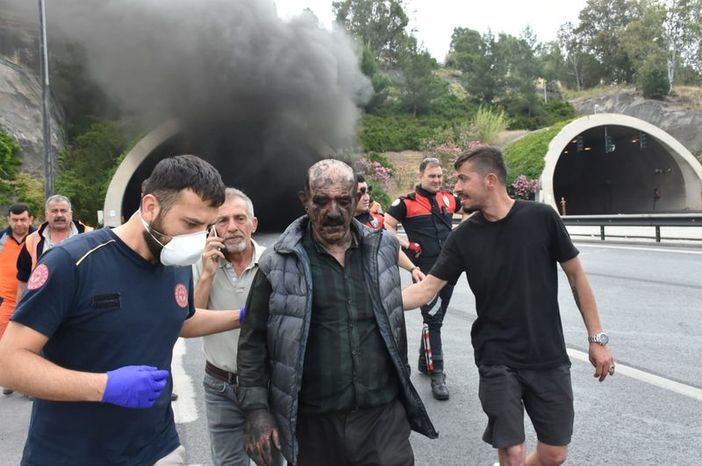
left=630, top=139, right=639, bottom=143
left=584, top=146, right=592, bottom=151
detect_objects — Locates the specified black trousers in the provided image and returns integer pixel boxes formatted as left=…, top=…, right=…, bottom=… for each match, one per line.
left=296, top=399, right=414, bottom=466
left=417, top=256, right=455, bottom=371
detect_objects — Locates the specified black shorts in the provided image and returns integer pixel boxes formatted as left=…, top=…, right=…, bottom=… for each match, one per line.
left=478, top=364, right=574, bottom=448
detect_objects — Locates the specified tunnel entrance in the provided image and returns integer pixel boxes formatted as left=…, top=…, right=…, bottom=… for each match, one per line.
left=105, top=122, right=324, bottom=231
left=541, top=114, right=702, bottom=215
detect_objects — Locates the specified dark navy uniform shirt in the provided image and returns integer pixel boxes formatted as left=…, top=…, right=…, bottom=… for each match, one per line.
left=12, top=228, right=194, bottom=465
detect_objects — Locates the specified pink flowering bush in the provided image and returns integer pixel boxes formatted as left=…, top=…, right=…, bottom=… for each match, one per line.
left=511, top=175, right=539, bottom=200
left=356, top=157, right=393, bottom=190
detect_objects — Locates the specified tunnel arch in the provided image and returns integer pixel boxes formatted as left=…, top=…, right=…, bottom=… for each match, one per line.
left=104, top=121, right=179, bottom=226
left=541, top=114, right=702, bottom=215
left=103, top=121, right=325, bottom=229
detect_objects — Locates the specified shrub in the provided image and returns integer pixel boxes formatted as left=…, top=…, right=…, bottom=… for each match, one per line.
left=638, top=57, right=669, bottom=99
left=360, top=114, right=449, bottom=152
left=472, top=106, right=508, bottom=144
left=503, top=120, right=571, bottom=185
left=510, top=174, right=539, bottom=200
left=0, top=131, right=22, bottom=205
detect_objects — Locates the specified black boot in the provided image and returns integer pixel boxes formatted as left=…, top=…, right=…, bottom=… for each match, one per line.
left=430, top=370, right=449, bottom=400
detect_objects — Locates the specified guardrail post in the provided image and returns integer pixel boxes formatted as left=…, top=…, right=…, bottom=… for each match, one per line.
left=600, top=225, right=605, bottom=240
left=655, top=226, right=661, bottom=242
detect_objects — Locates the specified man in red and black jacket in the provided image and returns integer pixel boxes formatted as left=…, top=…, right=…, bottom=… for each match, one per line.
left=385, top=157, right=462, bottom=400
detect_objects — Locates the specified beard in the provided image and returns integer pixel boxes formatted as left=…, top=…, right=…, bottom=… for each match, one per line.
left=142, top=213, right=168, bottom=263
left=224, top=237, right=248, bottom=254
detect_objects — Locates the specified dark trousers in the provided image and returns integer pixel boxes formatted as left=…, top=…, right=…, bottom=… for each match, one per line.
left=296, top=399, right=414, bottom=466
left=417, top=256, right=454, bottom=371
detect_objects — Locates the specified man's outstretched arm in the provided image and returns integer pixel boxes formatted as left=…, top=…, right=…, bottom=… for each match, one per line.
left=402, top=274, right=448, bottom=310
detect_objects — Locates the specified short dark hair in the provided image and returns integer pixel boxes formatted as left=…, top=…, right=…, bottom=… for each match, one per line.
left=141, top=155, right=225, bottom=210
left=419, top=157, right=441, bottom=173
left=454, top=146, right=507, bottom=185
left=8, top=203, right=31, bottom=216
left=356, top=174, right=366, bottom=183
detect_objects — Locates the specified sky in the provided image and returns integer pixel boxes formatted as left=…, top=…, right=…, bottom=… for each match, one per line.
left=275, top=0, right=589, bottom=62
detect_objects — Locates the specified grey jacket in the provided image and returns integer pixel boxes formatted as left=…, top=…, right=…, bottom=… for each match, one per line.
left=253, top=216, right=437, bottom=463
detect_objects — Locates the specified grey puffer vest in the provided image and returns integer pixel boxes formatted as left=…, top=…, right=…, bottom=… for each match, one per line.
left=259, top=216, right=437, bottom=464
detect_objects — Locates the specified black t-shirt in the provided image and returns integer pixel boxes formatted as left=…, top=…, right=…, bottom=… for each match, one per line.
left=431, top=200, right=579, bottom=369
left=12, top=228, right=194, bottom=465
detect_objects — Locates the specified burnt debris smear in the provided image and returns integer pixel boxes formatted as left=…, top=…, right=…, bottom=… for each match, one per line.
left=3, top=0, right=371, bottom=230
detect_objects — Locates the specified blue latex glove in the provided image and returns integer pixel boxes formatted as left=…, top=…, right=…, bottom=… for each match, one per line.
left=101, top=365, right=170, bottom=408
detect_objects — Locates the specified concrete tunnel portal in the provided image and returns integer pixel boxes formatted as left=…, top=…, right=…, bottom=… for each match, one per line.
left=104, top=114, right=702, bottom=228
left=103, top=121, right=321, bottom=230
left=541, top=114, right=702, bottom=215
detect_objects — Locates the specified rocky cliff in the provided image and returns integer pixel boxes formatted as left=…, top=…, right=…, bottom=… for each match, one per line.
left=0, top=56, right=64, bottom=174
left=571, top=90, right=702, bottom=157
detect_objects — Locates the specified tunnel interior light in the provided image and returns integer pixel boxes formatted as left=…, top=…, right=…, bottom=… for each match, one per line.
left=630, top=138, right=639, bottom=143
left=584, top=146, right=592, bottom=151
left=604, top=127, right=615, bottom=153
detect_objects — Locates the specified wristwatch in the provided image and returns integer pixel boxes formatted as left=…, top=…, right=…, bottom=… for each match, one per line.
left=587, top=332, right=609, bottom=345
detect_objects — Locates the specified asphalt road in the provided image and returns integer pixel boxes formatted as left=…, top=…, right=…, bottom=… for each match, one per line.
left=1, top=240, right=700, bottom=465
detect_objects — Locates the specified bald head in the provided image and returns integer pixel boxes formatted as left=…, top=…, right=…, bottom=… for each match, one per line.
left=305, top=159, right=355, bottom=194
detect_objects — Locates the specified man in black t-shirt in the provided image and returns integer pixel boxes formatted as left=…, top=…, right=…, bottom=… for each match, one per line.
left=403, top=146, right=615, bottom=466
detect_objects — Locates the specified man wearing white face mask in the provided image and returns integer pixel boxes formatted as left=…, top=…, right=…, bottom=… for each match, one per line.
left=0, top=155, right=244, bottom=466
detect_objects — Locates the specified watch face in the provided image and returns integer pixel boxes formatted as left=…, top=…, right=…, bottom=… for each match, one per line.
left=599, top=333, right=609, bottom=345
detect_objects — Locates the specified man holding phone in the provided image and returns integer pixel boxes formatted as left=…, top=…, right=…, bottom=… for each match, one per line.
left=193, top=188, right=268, bottom=466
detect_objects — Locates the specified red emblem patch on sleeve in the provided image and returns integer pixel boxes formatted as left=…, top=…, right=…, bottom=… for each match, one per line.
left=27, top=264, right=49, bottom=291
left=174, top=283, right=188, bottom=308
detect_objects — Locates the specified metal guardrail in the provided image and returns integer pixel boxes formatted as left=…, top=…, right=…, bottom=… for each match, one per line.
left=447, top=213, right=702, bottom=242
left=562, top=213, right=702, bottom=242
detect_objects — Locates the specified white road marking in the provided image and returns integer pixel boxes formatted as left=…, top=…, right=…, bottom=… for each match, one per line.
left=172, top=338, right=198, bottom=424
left=567, top=348, right=702, bottom=402
left=576, top=243, right=702, bottom=255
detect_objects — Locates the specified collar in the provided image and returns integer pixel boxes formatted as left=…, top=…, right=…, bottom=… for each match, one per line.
left=416, top=186, right=438, bottom=198
left=304, top=222, right=359, bottom=255
left=41, top=221, right=79, bottom=239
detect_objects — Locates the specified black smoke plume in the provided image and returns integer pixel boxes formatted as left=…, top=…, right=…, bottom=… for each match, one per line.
left=1, top=0, right=370, bottom=230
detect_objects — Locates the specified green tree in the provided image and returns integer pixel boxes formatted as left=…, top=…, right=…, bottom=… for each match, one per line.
left=56, top=120, right=137, bottom=225
left=558, top=22, right=589, bottom=90
left=663, top=0, right=702, bottom=93
left=359, top=44, right=393, bottom=113
left=575, top=0, right=640, bottom=84
left=448, top=28, right=504, bottom=104
left=638, top=53, right=671, bottom=97
left=333, top=0, right=409, bottom=64
left=397, top=37, right=446, bottom=116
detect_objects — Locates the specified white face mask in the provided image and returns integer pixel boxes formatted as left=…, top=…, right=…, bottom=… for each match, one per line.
left=139, top=213, right=207, bottom=267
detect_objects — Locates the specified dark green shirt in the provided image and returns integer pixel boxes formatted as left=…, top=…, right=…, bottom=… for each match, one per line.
left=238, top=226, right=399, bottom=414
